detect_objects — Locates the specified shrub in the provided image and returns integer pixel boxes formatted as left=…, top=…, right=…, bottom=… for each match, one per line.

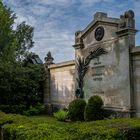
left=0, top=105, right=11, bottom=113
left=0, top=103, right=45, bottom=116
left=53, top=109, right=68, bottom=121
left=0, top=104, right=26, bottom=114
left=23, top=103, right=45, bottom=116
left=84, top=95, right=104, bottom=121
left=123, top=127, right=140, bottom=140
left=1, top=111, right=140, bottom=139
left=68, top=99, right=86, bottom=121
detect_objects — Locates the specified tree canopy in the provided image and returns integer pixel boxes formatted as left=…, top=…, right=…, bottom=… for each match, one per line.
left=0, top=1, right=45, bottom=115
left=0, top=1, right=34, bottom=61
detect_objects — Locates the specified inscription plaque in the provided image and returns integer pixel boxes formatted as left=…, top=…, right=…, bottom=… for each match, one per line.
left=92, top=65, right=105, bottom=81
left=91, top=57, right=105, bottom=81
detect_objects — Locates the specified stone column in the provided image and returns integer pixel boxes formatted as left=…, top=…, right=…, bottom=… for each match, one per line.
left=44, top=51, right=54, bottom=114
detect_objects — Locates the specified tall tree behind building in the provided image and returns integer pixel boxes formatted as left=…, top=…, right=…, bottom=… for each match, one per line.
left=0, top=0, right=45, bottom=115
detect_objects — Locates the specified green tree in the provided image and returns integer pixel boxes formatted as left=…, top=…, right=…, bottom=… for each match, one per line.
left=0, top=62, right=45, bottom=105
left=0, top=1, right=34, bottom=61
left=0, top=1, right=15, bottom=61
left=0, top=1, right=45, bottom=114
left=15, top=21, right=34, bottom=61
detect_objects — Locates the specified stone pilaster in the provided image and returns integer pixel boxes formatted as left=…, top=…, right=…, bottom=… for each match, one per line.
left=116, top=10, right=138, bottom=117
left=44, top=52, right=54, bottom=114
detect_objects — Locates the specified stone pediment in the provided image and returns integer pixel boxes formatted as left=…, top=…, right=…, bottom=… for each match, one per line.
left=81, top=12, right=120, bottom=39
left=73, top=10, right=136, bottom=49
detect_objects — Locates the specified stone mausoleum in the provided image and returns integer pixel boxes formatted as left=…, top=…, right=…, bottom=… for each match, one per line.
left=44, top=10, right=140, bottom=117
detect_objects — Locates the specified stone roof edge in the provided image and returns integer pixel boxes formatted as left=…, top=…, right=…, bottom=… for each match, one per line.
left=131, top=46, right=140, bottom=55
left=81, top=17, right=120, bottom=38
left=48, top=60, right=75, bottom=69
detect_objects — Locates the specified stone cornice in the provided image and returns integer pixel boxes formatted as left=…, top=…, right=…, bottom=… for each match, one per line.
left=130, top=46, right=140, bottom=55
left=116, top=28, right=138, bottom=37
left=81, top=19, right=119, bottom=39
left=48, top=60, right=75, bottom=69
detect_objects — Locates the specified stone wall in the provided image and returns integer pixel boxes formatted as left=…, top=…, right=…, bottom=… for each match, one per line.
left=44, top=60, right=75, bottom=109
left=44, top=10, right=140, bottom=117
left=73, top=10, right=137, bottom=116
left=131, top=47, right=140, bottom=117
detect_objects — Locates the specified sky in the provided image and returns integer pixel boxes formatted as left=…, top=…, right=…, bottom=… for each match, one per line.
left=3, top=0, right=140, bottom=63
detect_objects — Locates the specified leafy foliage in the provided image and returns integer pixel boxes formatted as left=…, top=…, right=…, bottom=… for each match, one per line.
left=0, top=1, right=45, bottom=114
left=84, top=95, right=104, bottom=121
left=53, top=109, right=68, bottom=121
left=0, top=1, right=34, bottom=61
left=0, top=104, right=26, bottom=114
left=0, top=62, right=45, bottom=113
left=1, top=111, right=140, bottom=140
left=23, top=103, right=45, bottom=116
left=0, top=1, right=16, bottom=61
left=68, top=99, right=86, bottom=121
left=15, top=21, right=34, bottom=61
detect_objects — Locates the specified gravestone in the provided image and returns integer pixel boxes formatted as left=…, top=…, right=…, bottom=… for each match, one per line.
left=73, top=10, right=137, bottom=116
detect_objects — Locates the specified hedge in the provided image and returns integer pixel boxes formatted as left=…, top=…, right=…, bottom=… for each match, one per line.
left=1, top=111, right=140, bottom=140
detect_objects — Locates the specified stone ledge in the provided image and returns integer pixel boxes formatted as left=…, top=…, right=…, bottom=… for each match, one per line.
left=48, top=60, right=75, bottom=69
left=116, top=28, right=138, bottom=37
left=131, top=46, right=140, bottom=55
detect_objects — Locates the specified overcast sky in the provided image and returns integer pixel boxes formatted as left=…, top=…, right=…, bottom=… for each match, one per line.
left=3, top=0, right=140, bottom=63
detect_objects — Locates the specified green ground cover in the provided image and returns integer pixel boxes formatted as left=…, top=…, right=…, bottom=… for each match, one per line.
left=1, top=111, right=140, bottom=140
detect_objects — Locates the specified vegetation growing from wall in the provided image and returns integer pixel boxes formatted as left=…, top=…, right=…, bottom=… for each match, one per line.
left=1, top=111, right=140, bottom=140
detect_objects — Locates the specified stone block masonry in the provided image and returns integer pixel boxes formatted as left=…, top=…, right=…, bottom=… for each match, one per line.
left=44, top=10, right=140, bottom=117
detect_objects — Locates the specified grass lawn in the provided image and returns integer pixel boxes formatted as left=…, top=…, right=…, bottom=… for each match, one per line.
left=1, top=111, right=140, bottom=139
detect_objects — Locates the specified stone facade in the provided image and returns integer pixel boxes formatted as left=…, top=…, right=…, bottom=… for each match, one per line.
left=44, top=10, right=140, bottom=117
left=131, top=47, right=140, bottom=117
left=44, top=60, right=75, bottom=112
left=73, top=10, right=139, bottom=117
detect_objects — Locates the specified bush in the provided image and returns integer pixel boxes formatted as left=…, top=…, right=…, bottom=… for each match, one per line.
left=68, top=99, right=86, bottom=121
left=0, top=103, right=45, bottom=116
left=0, top=105, right=11, bottom=113
left=0, top=62, right=45, bottom=115
left=22, top=103, right=45, bottom=116
left=123, top=127, right=140, bottom=140
left=84, top=95, right=104, bottom=121
left=53, top=109, right=68, bottom=121
left=0, top=104, right=26, bottom=114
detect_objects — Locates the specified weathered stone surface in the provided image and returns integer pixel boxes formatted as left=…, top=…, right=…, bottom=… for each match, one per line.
left=74, top=10, right=138, bottom=116
left=44, top=60, right=75, bottom=109
left=131, top=47, right=140, bottom=117
left=44, top=10, right=140, bottom=117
